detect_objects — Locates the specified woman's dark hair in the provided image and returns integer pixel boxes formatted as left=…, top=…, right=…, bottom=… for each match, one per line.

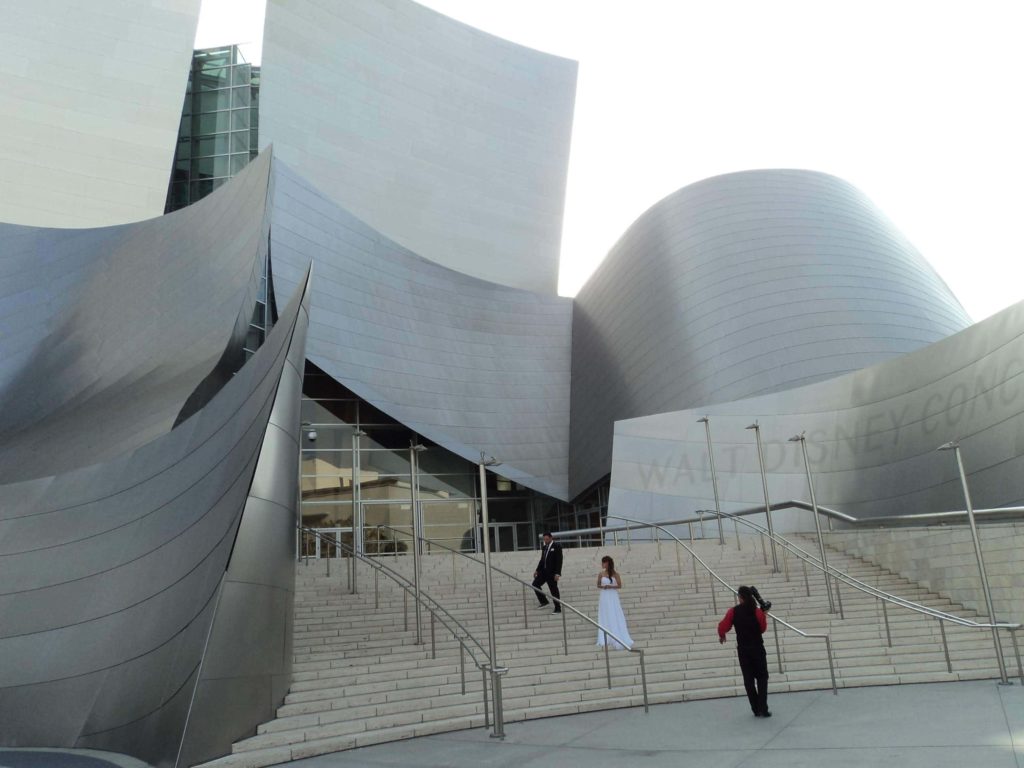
left=737, top=585, right=755, bottom=610
left=601, top=556, right=616, bottom=578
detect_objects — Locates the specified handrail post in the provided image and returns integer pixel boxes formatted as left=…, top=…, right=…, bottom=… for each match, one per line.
left=1010, top=628, right=1023, bottom=685
left=481, top=667, right=489, bottom=728
left=604, top=634, right=612, bottom=688
left=692, top=549, right=700, bottom=593
left=522, top=585, right=528, bottom=630
left=626, top=522, right=631, bottom=551
left=782, top=543, right=790, bottom=582
left=403, top=589, right=408, bottom=632
left=939, top=440, right=1009, bottom=684
left=824, top=636, right=838, bottom=695
left=374, top=566, right=379, bottom=610
left=834, top=576, right=844, bottom=620
left=492, top=670, right=506, bottom=739
left=675, top=538, right=682, bottom=576
left=478, top=453, right=504, bottom=737
left=747, top=421, right=779, bottom=572
left=638, top=650, right=650, bottom=713
left=710, top=572, right=717, bottom=613
left=452, top=550, right=457, bottom=587
left=430, top=611, right=436, bottom=659
left=409, top=442, right=424, bottom=645
left=772, top=619, right=783, bottom=673
left=882, top=599, right=892, bottom=647
left=562, top=605, right=568, bottom=655
left=759, top=532, right=768, bottom=566
left=656, top=528, right=661, bottom=559
left=698, top=417, right=725, bottom=545
left=939, top=619, right=952, bottom=673
left=459, top=641, right=466, bottom=694
left=325, top=541, right=331, bottom=578
left=790, top=433, right=835, bottom=614
left=352, top=429, right=366, bottom=593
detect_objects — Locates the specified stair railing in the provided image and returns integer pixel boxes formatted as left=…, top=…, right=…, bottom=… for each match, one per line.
left=299, top=526, right=506, bottom=736
left=703, top=508, right=1024, bottom=686
left=373, top=523, right=650, bottom=713
left=601, top=514, right=838, bottom=694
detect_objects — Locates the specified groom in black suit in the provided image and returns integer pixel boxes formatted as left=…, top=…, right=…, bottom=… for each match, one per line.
left=532, top=532, right=563, bottom=613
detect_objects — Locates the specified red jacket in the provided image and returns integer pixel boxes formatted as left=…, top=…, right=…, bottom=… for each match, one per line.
left=718, top=606, right=767, bottom=641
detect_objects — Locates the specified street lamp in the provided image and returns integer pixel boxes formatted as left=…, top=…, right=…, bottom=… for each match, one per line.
left=938, top=440, right=1008, bottom=683
left=409, top=441, right=426, bottom=645
left=351, top=428, right=367, bottom=594
left=697, top=416, right=726, bottom=545
left=747, top=421, right=778, bottom=572
left=788, top=433, right=835, bottom=614
left=478, top=452, right=505, bottom=737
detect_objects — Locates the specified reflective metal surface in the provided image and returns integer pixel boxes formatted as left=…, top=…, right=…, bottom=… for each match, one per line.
left=572, top=170, right=971, bottom=497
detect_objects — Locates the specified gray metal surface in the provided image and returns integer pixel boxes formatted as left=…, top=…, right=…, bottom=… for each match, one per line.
left=610, top=295, right=1024, bottom=521
left=0, top=155, right=309, bottom=767
left=270, top=161, right=573, bottom=499
left=572, top=169, right=972, bottom=498
left=260, top=0, right=577, bottom=294
left=0, top=0, right=200, bottom=227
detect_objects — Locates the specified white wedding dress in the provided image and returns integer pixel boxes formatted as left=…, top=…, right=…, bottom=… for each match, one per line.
left=596, top=576, right=633, bottom=650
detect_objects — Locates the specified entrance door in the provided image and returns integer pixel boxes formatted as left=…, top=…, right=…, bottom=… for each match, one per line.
left=483, top=523, right=516, bottom=552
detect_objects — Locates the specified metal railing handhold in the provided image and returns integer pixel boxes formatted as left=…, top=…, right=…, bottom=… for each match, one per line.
left=298, top=526, right=503, bottom=736
left=605, top=514, right=838, bottom=695
left=374, top=523, right=650, bottom=713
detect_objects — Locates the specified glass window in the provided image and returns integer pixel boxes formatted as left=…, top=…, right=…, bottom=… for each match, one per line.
left=197, top=89, right=232, bottom=112
left=232, top=63, right=251, bottom=86
left=195, top=69, right=230, bottom=90
left=301, top=502, right=353, bottom=528
left=302, top=448, right=353, bottom=473
left=176, top=138, right=191, bottom=160
left=231, top=108, right=250, bottom=130
left=194, top=133, right=231, bottom=156
left=189, top=179, right=214, bottom=200
left=197, top=111, right=231, bottom=134
left=194, top=155, right=230, bottom=179
left=301, top=398, right=358, bottom=425
left=231, top=131, right=249, bottom=153
left=169, top=182, right=189, bottom=210
left=245, top=325, right=264, bottom=350
left=230, top=154, right=250, bottom=174
left=301, top=425, right=355, bottom=450
left=232, top=86, right=251, bottom=108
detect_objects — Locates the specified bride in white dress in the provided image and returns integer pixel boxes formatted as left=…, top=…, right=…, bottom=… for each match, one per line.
left=596, top=556, right=633, bottom=650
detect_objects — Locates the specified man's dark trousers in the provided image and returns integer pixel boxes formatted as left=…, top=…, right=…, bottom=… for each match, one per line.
left=738, top=645, right=768, bottom=714
left=532, top=570, right=560, bottom=608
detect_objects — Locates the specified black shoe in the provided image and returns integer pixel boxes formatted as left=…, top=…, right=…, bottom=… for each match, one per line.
left=552, top=609, right=561, bottom=614
left=761, top=710, right=772, bottom=718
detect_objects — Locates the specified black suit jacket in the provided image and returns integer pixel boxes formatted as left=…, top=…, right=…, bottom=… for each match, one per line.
left=536, top=541, right=563, bottom=576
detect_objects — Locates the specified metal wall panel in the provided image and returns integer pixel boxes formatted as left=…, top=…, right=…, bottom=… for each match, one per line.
left=0, top=156, right=308, bottom=767
left=0, top=0, right=201, bottom=227
left=610, top=298, right=1024, bottom=522
left=270, top=161, right=572, bottom=499
left=260, top=0, right=577, bottom=293
left=572, top=170, right=972, bottom=498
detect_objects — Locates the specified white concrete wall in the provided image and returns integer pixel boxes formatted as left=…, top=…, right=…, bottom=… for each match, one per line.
left=0, top=0, right=200, bottom=227
left=260, top=0, right=577, bottom=294
left=825, top=525, right=1024, bottom=624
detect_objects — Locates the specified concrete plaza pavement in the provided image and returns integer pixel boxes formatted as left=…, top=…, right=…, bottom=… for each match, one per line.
left=275, top=680, right=1024, bottom=768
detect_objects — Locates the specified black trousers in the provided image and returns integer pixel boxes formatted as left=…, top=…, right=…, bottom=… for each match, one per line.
left=738, top=645, right=769, bottom=714
left=532, top=570, right=560, bottom=610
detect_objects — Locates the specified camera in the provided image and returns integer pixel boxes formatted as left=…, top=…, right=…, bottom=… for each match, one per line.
left=749, top=585, right=772, bottom=612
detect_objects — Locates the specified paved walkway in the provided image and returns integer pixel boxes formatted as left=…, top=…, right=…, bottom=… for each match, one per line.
left=277, top=680, right=1024, bottom=768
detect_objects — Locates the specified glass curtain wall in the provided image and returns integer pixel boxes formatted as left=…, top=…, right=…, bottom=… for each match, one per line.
left=300, top=362, right=567, bottom=557
left=165, top=45, right=260, bottom=213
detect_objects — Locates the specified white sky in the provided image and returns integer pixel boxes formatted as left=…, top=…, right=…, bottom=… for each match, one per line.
left=196, top=0, right=1024, bottom=321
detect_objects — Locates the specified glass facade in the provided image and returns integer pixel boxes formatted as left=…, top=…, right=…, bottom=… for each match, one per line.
left=299, top=361, right=600, bottom=557
left=165, top=46, right=260, bottom=213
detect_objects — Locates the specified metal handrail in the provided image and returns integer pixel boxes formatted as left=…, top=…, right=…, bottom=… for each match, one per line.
left=298, top=526, right=506, bottom=733
left=606, top=513, right=838, bottom=694
left=373, top=523, right=650, bottom=713
left=594, top=512, right=1024, bottom=685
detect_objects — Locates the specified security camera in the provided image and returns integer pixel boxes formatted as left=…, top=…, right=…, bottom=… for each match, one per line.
left=306, top=429, right=318, bottom=442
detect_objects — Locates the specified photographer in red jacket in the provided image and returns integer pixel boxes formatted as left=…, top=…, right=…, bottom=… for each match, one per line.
left=718, top=585, right=771, bottom=717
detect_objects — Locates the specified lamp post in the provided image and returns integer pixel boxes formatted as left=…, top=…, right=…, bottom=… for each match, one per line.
left=478, top=452, right=505, bottom=737
left=747, top=421, right=778, bottom=572
left=938, top=440, right=1008, bottom=684
left=697, top=416, right=726, bottom=545
left=789, top=433, right=835, bottom=614
left=351, top=429, right=367, bottom=594
left=409, top=441, right=426, bottom=645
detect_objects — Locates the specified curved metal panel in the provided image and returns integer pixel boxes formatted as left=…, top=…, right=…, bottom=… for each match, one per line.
left=0, top=0, right=201, bottom=227
left=270, top=161, right=572, bottom=499
left=572, top=169, right=972, bottom=497
left=610, top=297, right=1024, bottom=521
left=0, top=156, right=307, bottom=767
left=260, top=0, right=577, bottom=293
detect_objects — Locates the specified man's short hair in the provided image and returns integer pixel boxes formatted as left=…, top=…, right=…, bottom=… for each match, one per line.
left=542, top=531, right=553, bottom=538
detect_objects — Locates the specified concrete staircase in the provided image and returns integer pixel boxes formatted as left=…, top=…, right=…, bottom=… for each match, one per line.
left=197, top=534, right=1012, bottom=767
